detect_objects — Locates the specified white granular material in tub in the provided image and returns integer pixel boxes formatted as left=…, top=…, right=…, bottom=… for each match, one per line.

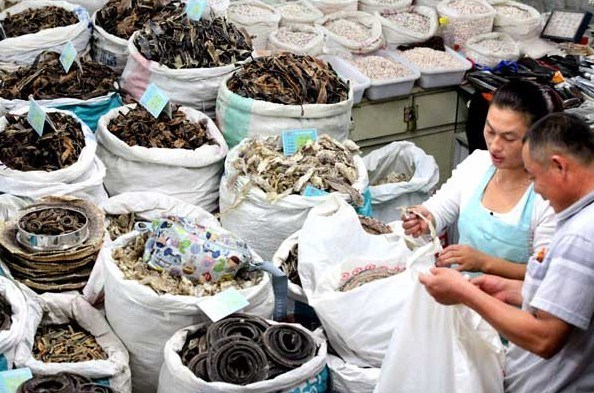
left=324, top=19, right=371, bottom=42
left=493, top=4, right=532, bottom=20
left=351, top=55, right=413, bottom=80
left=228, top=3, right=275, bottom=18
left=399, top=47, right=462, bottom=70
left=381, top=10, right=431, bottom=34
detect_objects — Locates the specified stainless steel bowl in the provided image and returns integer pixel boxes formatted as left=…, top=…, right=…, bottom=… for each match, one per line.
left=16, top=207, right=89, bottom=252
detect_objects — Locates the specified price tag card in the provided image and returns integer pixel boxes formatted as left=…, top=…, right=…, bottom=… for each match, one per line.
left=59, top=41, right=78, bottom=73
left=0, top=368, right=33, bottom=393
left=303, top=185, right=329, bottom=197
left=185, top=0, right=207, bottom=21
left=282, top=128, right=317, bottom=156
left=198, top=287, right=249, bottom=322
left=27, top=99, right=55, bottom=137
left=139, top=83, right=172, bottom=119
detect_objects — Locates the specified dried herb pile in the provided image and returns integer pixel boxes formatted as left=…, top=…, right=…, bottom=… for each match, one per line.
left=1, top=6, right=78, bottom=37
left=107, top=105, right=216, bottom=149
left=134, top=15, right=252, bottom=69
left=19, top=208, right=86, bottom=236
left=33, top=322, right=108, bottom=363
left=17, top=372, right=116, bottom=393
left=96, top=0, right=185, bottom=39
left=228, top=53, right=349, bottom=105
left=0, top=113, right=84, bottom=172
left=180, top=314, right=316, bottom=384
left=371, top=171, right=413, bottom=186
left=0, top=52, right=118, bottom=101
left=106, top=213, right=136, bottom=241
left=112, top=234, right=262, bottom=296
left=0, top=294, right=11, bottom=331
left=233, top=135, right=362, bottom=205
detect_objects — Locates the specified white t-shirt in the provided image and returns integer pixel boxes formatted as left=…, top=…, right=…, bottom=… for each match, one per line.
left=423, top=150, right=555, bottom=256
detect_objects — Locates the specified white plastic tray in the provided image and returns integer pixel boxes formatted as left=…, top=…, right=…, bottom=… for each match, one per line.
left=399, top=46, right=472, bottom=89
left=349, top=50, right=420, bottom=101
left=318, top=54, right=371, bottom=104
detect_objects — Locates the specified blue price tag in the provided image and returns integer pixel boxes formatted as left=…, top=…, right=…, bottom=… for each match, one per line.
left=282, top=128, right=318, bottom=156
left=198, top=287, right=249, bottom=322
left=59, top=41, right=78, bottom=73
left=139, top=83, right=171, bottom=119
left=27, top=99, right=48, bottom=137
left=0, top=368, right=33, bottom=393
left=303, top=185, right=329, bottom=197
left=185, top=0, right=207, bottom=21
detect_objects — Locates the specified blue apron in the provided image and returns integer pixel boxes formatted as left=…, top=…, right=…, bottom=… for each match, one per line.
left=457, top=166, right=535, bottom=275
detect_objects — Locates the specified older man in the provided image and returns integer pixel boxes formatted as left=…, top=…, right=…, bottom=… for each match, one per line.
left=419, top=113, right=594, bottom=392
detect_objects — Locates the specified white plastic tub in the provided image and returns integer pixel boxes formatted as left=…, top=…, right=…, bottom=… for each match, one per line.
left=400, top=46, right=472, bottom=89
left=319, top=54, right=371, bottom=104
left=348, top=50, right=420, bottom=101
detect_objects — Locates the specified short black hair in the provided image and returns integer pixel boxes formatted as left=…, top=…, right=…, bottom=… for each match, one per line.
left=524, top=113, right=594, bottom=165
left=491, top=80, right=562, bottom=126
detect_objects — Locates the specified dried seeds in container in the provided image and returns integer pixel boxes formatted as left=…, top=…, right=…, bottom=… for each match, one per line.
left=107, top=105, right=216, bottom=149
left=134, top=15, right=252, bottom=69
left=0, top=112, right=85, bottom=172
left=1, top=6, right=78, bottom=37
left=233, top=134, right=362, bottom=204
left=493, top=3, right=532, bottom=20
left=470, top=36, right=512, bottom=54
left=227, top=2, right=276, bottom=18
left=273, top=27, right=317, bottom=47
left=351, top=55, right=413, bottom=80
left=399, top=47, right=462, bottom=70
left=227, top=53, right=349, bottom=105
left=0, top=52, right=118, bottom=101
left=33, top=322, right=108, bottom=363
left=445, top=0, right=490, bottom=14
left=381, top=9, right=431, bottom=34
left=96, top=0, right=186, bottom=40
left=324, top=18, right=371, bottom=43
left=0, top=294, right=11, bottom=331
left=278, top=2, right=319, bottom=19
left=19, top=208, right=86, bottom=236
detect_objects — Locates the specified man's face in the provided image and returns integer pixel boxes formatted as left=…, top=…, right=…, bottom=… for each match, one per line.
left=522, top=143, right=562, bottom=213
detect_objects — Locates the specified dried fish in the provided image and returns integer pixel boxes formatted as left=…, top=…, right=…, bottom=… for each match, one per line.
left=358, top=215, right=393, bottom=235
left=371, top=171, right=413, bottom=185
left=19, top=208, right=86, bottom=236
left=107, top=105, right=216, bottom=149
left=0, top=294, right=11, bottom=331
left=33, top=322, right=108, bottom=363
left=0, top=52, right=119, bottom=101
left=227, top=53, right=349, bottom=105
left=96, top=0, right=186, bottom=40
left=1, top=6, right=78, bottom=38
left=18, top=373, right=116, bottom=393
left=233, top=135, right=362, bottom=205
left=112, top=234, right=262, bottom=296
left=0, top=112, right=85, bottom=172
left=339, top=266, right=406, bottom=291
left=106, top=213, right=136, bottom=241
left=134, top=15, right=252, bottom=69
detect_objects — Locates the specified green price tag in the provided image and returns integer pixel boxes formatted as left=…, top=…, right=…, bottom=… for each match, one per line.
left=282, top=128, right=318, bottom=155
left=198, top=287, right=249, bottom=322
left=59, top=41, right=78, bottom=73
left=185, top=0, right=207, bottom=21
left=27, top=99, right=50, bottom=137
left=139, top=83, right=171, bottom=119
left=0, top=368, right=33, bottom=393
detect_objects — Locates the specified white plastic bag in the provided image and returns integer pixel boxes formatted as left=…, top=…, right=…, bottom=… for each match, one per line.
left=278, top=0, right=324, bottom=26
left=0, top=276, right=38, bottom=371
left=120, top=32, right=243, bottom=120
left=363, top=141, right=439, bottom=224
left=491, top=0, right=541, bottom=41
left=0, top=194, right=31, bottom=221
left=298, top=196, right=439, bottom=366
left=219, top=139, right=368, bottom=261
left=374, top=266, right=505, bottom=393
left=437, top=0, right=496, bottom=48
left=226, top=0, right=281, bottom=50
left=0, top=1, right=91, bottom=66
left=309, top=0, right=357, bottom=15
left=0, top=107, right=108, bottom=204
left=327, top=354, right=379, bottom=393
left=315, top=11, right=384, bottom=55
left=103, top=231, right=274, bottom=393
left=158, top=321, right=328, bottom=393
left=358, top=0, right=411, bottom=15
left=14, top=292, right=132, bottom=393
left=96, top=104, right=228, bottom=213
left=377, top=6, right=438, bottom=47
left=464, top=32, right=519, bottom=68
left=216, top=73, right=354, bottom=148
left=268, top=24, right=325, bottom=56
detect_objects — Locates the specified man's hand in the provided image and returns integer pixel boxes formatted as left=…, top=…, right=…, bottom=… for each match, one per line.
left=402, top=205, right=434, bottom=238
left=435, top=244, right=488, bottom=272
left=471, top=274, right=523, bottom=306
left=418, top=267, right=473, bottom=305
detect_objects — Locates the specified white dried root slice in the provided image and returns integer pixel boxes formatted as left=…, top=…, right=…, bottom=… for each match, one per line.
left=399, top=47, right=462, bottom=70
left=350, top=55, right=413, bottom=80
